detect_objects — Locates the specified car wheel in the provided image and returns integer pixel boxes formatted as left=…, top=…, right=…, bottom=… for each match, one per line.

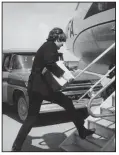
left=17, top=95, right=28, bottom=121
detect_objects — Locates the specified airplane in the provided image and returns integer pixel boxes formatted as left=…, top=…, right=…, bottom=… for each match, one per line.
left=65, top=2, right=115, bottom=75
left=59, top=3, right=116, bottom=152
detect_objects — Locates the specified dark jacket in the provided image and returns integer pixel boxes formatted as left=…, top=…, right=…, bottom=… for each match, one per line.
left=28, top=41, right=64, bottom=96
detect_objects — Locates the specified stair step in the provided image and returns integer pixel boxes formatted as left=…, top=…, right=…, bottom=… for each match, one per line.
left=74, top=131, right=110, bottom=151
left=86, top=134, right=109, bottom=148
left=59, top=130, right=76, bottom=146
left=40, top=101, right=87, bottom=113
left=109, top=123, right=115, bottom=129
left=109, top=106, right=115, bottom=111
left=59, top=130, right=82, bottom=151
left=73, top=132, right=101, bottom=151
left=74, top=132, right=109, bottom=148
left=88, top=120, right=115, bottom=139
left=100, top=107, right=115, bottom=122
left=101, top=92, right=115, bottom=108
left=100, top=134, right=115, bottom=151
left=96, top=119, right=114, bottom=126
left=60, top=130, right=102, bottom=151
left=60, top=144, right=83, bottom=152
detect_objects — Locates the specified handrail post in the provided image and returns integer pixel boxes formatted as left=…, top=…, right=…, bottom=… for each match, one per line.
left=74, top=42, right=115, bottom=118
left=78, top=66, right=115, bottom=102
left=87, top=76, right=115, bottom=118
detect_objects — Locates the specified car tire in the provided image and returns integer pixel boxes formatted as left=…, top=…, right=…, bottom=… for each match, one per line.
left=17, top=95, right=28, bottom=122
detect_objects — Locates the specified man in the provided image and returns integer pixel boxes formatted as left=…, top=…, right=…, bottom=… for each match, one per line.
left=12, top=27, right=95, bottom=151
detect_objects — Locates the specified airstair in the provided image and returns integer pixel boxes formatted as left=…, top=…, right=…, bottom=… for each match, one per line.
left=59, top=43, right=115, bottom=151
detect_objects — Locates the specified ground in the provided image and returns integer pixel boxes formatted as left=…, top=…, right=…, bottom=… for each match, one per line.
left=2, top=103, right=76, bottom=152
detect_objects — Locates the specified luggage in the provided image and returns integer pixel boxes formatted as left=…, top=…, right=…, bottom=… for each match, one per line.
left=43, top=61, right=74, bottom=92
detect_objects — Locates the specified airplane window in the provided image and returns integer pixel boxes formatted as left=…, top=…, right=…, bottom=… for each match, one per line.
left=85, top=2, right=115, bottom=19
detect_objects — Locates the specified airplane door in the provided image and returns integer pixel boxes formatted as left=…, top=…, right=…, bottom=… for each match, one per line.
left=91, top=20, right=115, bottom=65
left=84, top=2, right=115, bottom=66
left=84, top=2, right=115, bottom=50
left=2, top=55, right=11, bottom=103
left=92, top=21, right=115, bottom=53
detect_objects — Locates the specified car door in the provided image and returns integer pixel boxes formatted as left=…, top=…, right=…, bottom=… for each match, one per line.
left=2, top=54, right=11, bottom=103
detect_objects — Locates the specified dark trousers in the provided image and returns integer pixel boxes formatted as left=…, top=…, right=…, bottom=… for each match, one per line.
left=13, top=91, right=85, bottom=150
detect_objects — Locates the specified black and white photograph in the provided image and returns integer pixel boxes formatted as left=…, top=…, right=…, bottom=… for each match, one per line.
left=2, top=1, right=116, bottom=152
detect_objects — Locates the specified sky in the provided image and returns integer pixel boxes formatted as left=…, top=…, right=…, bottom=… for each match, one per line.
left=3, top=2, right=79, bottom=60
left=3, top=3, right=75, bottom=48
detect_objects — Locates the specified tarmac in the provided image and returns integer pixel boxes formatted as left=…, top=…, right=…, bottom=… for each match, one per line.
left=2, top=107, right=76, bottom=152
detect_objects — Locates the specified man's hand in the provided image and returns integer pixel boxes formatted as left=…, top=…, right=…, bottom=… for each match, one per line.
left=62, top=72, right=74, bottom=83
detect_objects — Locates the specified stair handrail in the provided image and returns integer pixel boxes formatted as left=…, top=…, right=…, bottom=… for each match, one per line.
left=87, top=76, right=115, bottom=118
left=77, top=66, right=115, bottom=102
left=61, top=43, right=115, bottom=92
left=74, top=42, right=115, bottom=79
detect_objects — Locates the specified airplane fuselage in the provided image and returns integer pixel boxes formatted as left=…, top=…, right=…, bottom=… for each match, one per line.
left=65, top=2, right=115, bottom=74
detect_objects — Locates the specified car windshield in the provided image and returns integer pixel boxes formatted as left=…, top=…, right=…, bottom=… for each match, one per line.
left=12, top=54, right=35, bottom=70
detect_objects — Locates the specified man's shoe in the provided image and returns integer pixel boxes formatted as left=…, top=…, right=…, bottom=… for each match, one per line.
left=79, top=128, right=95, bottom=139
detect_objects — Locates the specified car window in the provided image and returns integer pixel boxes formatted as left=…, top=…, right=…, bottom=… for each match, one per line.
left=11, top=55, right=22, bottom=70
left=20, top=55, right=35, bottom=69
left=85, top=2, right=116, bottom=19
left=3, top=55, right=11, bottom=71
left=11, top=54, right=35, bottom=70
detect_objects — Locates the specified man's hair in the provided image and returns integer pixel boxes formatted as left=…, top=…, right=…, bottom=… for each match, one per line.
left=47, top=27, right=66, bottom=42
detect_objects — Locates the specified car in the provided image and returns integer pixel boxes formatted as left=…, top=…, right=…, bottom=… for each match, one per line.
left=2, top=50, right=102, bottom=122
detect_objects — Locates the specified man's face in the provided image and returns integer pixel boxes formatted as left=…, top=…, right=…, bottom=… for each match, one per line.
left=55, top=41, right=64, bottom=50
